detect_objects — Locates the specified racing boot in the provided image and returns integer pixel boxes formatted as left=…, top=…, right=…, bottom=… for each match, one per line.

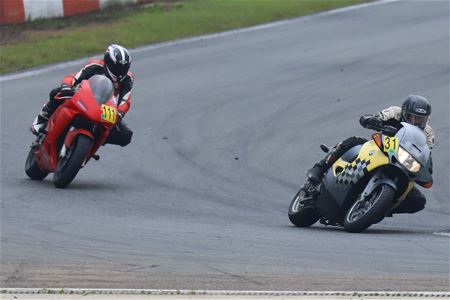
left=31, top=103, right=52, bottom=135
left=307, top=137, right=367, bottom=184
left=307, top=153, right=337, bottom=184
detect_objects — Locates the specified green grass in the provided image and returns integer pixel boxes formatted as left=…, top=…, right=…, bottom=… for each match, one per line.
left=0, top=0, right=362, bottom=74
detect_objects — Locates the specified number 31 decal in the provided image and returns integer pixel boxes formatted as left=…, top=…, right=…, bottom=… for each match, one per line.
left=383, top=136, right=398, bottom=153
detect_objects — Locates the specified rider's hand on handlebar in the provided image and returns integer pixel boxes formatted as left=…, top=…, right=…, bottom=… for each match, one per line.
left=369, top=117, right=383, bottom=128
left=359, top=114, right=383, bottom=129
left=59, top=83, right=75, bottom=99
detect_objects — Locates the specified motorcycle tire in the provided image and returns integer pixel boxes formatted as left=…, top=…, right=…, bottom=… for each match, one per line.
left=25, top=146, right=49, bottom=180
left=343, top=184, right=395, bottom=233
left=288, top=188, right=320, bottom=227
left=53, top=134, right=91, bottom=188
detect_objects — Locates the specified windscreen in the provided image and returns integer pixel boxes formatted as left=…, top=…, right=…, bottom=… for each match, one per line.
left=88, top=75, right=114, bottom=104
left=397, top=122, right=430, bottom=166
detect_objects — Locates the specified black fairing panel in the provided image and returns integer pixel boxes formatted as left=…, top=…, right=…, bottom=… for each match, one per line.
left=341, top=145, right=362, bottom=162
left=317, top=183, right=343, bottom=223
left=316, top=145, right=362, bottom=222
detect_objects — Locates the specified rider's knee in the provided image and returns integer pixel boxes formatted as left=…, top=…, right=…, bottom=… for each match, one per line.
left=119, top=130, right=133, bottom=147
left=415, top=195, right=426, bottom=211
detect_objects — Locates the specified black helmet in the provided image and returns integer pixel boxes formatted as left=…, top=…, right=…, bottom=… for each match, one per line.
left=104, top=44, right=131, bottom=82
left=401, top=95, right=431, bottom=129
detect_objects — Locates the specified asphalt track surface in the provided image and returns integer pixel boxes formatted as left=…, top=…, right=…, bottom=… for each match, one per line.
left=1, top=0, right=449, bottom=292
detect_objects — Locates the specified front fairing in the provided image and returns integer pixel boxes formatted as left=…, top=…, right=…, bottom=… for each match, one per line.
left=66, top=78, right=118, bottom=127
left=395, top=122, right=431, bottom=181
left=415, top=158, right=433, bottom=183
left=54, top=80, right=118, bottom=134
left=69, top=80, right=103, bottom=124
left=396, top=122, right=430, bottom=165
left=36, top=78, right=117, bottom=171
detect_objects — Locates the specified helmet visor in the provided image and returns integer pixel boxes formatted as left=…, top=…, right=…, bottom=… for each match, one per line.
left=405, top=113, right=428, bottom=129
left=109, top=63, right=129, bottom=81
left=105, top=66, right=118, bottom=82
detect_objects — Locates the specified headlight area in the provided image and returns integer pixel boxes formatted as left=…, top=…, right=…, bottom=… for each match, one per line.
left=398, top=147, right=421, bottom=173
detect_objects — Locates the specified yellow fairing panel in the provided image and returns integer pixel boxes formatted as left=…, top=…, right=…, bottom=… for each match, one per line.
left=332, top=140, right=389, bottom=184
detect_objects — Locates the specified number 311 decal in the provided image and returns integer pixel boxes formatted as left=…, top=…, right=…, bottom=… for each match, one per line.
left=101, top=104, right=117, bottom=124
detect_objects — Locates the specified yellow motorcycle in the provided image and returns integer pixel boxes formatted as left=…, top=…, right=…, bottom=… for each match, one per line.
left=288, top=122, right=432, bottom=233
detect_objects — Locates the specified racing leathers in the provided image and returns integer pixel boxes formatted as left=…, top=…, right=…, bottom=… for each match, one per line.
left=307, top=106, right=434, bottom=215
left=32, top=60, right=133, bottom=146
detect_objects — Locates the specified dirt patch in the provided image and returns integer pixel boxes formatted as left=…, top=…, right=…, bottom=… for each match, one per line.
left=0, top=0, right=179, bottom=46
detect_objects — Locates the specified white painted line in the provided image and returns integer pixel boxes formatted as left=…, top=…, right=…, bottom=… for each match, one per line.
left=0, top=0, right=402, bottom=83
left=433, top=230, right=450, bottom=237
left=0, top=57, right=95, bottom=83
left=1, top=288, right=449, bottom=297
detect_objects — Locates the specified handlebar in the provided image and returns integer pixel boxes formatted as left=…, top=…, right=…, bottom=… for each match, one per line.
left=367, top=124, right=399, bottom=136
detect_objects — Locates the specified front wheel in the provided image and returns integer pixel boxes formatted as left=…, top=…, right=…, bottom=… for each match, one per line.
left=53, top=135, right=92, bottom=188
left=344, top=184, right=395, bottom=233
left=25, top=145, right=49, bottom=180
left=288, top=188, right=320, bottom=227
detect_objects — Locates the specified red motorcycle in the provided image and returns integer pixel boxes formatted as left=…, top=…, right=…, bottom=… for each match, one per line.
left=25, top=75, right=119, bottom=188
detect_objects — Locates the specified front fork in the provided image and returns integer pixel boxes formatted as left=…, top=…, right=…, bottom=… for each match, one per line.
left=32, top=130, right=47, bottom=147
left=61, top=126, right=94, bottom=167
left=358, top=168, right=415, bottom=212
left=59, top=144, right=68, bottom=159
left=59, top=126, right=75, bottom=160
left=296, top=179, right=321, bottom=209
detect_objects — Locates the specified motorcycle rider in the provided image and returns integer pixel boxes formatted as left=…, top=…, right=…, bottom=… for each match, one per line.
left=31, top=44, right=133, bottom=147
left=307, top=95, right=434, bottom=214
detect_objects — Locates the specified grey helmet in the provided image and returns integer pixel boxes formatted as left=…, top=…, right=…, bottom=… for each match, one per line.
left=401, top=95, right=431, bottom=130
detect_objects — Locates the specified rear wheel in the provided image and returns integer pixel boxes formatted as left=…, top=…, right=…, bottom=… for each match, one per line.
left=25, top=145, right=49, bottom=180
left=288, top=187, right=320, bottom=227
left=53, top=135, right=91, bottom=188
left=343, top=184, right=395, bottom=233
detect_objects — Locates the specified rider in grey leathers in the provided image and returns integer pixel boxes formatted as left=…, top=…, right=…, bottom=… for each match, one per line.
left=307, top=95, right=434, bottom=215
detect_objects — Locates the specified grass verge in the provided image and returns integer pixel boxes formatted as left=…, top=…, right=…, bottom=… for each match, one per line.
left=0, top=0, right=363, bottom=74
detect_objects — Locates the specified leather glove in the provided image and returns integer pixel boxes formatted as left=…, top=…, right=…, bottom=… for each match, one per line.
left=359, top=114, right=383, bottom=128
left=59, top=83, right=75, bottom=99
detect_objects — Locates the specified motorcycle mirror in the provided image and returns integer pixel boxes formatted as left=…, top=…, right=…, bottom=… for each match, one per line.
left=320, top=144, right=330, bottom=153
